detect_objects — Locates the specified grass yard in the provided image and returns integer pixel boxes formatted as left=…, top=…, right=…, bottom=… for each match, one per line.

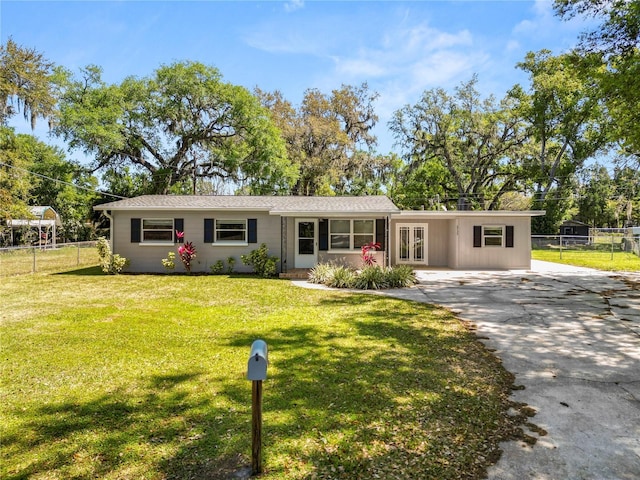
left=532, top=249, right=640, bottom=272
left=1, top=270, right=527, bottom=480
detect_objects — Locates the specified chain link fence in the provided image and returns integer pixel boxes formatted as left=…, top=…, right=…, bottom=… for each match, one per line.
left=0, top=241, right=99, bottom=277
left=532, top=228, right=640, bottom=260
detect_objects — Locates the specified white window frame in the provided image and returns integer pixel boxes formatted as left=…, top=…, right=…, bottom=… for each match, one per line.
left=328, top=219, right=375, bottom=251
left=141, top=218, right=174, bottom=244
left=214, top=219, right=248, bottom=246
left=483, top=225, right=504, bottom=247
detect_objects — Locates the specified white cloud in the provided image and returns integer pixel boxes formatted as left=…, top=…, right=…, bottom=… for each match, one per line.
left=244, top=30, right=321, bottom=55
left=513, top=0, right=555, bottom=34
left=409, top=51, right=479, bottom=88
left=333, top=56, right=388, bottom=78
left=284, top=0, right=304, bottom=13
left=506, top=39, right=521, bottom=52
left=327, top=22, right=483, bottom=95
left=402, top=24, right=473, bottom=51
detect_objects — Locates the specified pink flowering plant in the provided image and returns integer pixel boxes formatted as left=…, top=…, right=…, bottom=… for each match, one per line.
left=361, top=241, right=381, bottom=266
left=175, top=231, right=196, bottom=273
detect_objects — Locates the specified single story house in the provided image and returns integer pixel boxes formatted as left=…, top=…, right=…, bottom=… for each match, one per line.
left=94, top=195, right=544, bottom=273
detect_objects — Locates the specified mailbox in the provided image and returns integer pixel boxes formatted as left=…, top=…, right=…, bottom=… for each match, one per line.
left=247, top=340, right=268, bottom=381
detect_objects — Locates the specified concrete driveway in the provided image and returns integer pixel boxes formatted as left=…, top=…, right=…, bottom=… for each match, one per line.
left=405, top=261, right=640, bottom=480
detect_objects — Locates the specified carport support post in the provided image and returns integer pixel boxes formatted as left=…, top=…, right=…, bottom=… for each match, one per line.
left=251, top=379, right=263, bottom=475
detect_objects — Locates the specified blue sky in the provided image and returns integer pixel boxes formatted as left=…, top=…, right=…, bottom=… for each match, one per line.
left=2, top=0, right=591, bottom=160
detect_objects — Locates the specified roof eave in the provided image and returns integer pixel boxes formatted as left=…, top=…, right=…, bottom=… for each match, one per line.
left=93, top=205, right=273, bottom=212
left=391, top=210, right=546, bottom=218
left=271, top=209, right=400, bottom=217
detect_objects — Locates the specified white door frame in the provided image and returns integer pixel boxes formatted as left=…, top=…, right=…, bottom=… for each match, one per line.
left=294, top=218, right=318, bottom=268
left=395, top=223, right=428, bottom=265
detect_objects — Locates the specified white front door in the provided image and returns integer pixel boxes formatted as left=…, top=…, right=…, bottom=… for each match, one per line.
left=396, top=223, right=428, bottom=265
left=295, top=219, right=318, bottom=268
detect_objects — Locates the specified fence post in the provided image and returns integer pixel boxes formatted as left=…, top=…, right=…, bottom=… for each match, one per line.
left=559, top=235, right=563, bottom=260
left=32, top=247, right=36, bottom=273
left=77, top=242, right=81, bottom=266
left=611, top=235, right=614, bottom=260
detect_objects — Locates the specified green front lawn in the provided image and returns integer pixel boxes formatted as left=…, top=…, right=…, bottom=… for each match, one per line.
left=1, top=270, right=525, bottom=479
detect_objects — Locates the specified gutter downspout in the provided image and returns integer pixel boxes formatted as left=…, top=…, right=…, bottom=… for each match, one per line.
left=386, top=215, right=390, bottom=268
left=104, top=210, right=114, bottom=250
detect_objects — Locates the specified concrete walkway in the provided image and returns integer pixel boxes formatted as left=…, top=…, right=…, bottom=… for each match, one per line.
left=295, top=260, right=640, bottom=479
left=410, top=261, right=640, bottom=480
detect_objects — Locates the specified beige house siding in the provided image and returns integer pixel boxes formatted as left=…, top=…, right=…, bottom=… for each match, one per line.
left=425, top=219, right=449, bottom=267
left=389, top=218, right=450, bottom=267
left=455, top=216, right=532, bottom=269
left=390, top=212, right=536, bottom=270
left=112, top=210, right=281, bottom=273
left=448, top=219, right=458, bottom=268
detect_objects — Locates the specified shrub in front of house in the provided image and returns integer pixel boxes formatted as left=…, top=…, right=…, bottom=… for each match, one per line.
left=96, top=237, right=129, bottom=274
left=209, top=259, right=225, bottom=275
left=308, top=263, right=417, bottom=290
left=241, top=243, right=278, bottom=278
left=384, top=264, right=418, bottom=288
left=327, top=265, right=357, bottom=288
left=307, top=262, right=336, bottom=284
left=353, top=265, right=389, bottom=290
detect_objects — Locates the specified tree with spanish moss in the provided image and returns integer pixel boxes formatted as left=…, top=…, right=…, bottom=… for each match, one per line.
left=0, top=38, right=65, bottom=129
left=389, top=76, right=528, bottom=211
left=257, top=83, right=392, bottom=196
left=54, top=61, right=298, bottom=195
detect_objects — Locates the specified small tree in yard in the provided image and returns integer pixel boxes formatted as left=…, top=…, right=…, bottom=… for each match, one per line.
left=163, top=231, right=197, bottom=273
left=361, top=241, right=381, bottom=266
left=176, top=231, right=196, bottom=273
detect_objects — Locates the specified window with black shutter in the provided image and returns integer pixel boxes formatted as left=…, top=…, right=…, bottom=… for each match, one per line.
left=204, top=219, right=214, bottom=243
left=506, top=225, right=514, bottom=248
left=248, top=219, right=257, bottom=243
left=473, top=225, right=482, bottom=248
left=131, top=218, right=141, bottom=243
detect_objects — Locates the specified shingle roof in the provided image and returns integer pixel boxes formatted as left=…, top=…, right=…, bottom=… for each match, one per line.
left=95, top=195, right=399, bottom=215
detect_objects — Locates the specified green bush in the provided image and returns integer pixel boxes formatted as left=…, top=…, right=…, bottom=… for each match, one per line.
left=96, top=237, right=129, bottom=275
left=210, top=259, right=225, bottom=275
left=385, top=265, right=418, bottom=288
left=353, top=265, right=388, bottom=290
left=327, top=265, right=356, bottom=288
left=308, top=263, right=417, bottom=290
left=161, top=252, right=176, bottom=272
left=308, top=262, right=336, bottom=284
left=241, top=244, right=278, bottom=278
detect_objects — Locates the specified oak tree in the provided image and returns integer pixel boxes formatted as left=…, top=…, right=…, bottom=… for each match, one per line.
left=257, top=83, right=389, bottom=195
left=389, top=76, right=528, bottom=210
left=55, top=62, right=297, bottom=194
